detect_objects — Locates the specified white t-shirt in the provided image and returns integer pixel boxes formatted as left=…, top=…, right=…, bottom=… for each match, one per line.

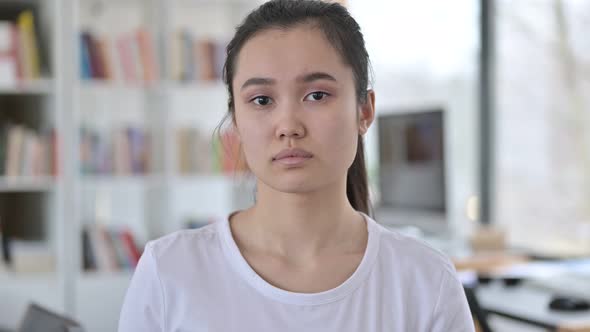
left=118, top=212, right=475, bottom=332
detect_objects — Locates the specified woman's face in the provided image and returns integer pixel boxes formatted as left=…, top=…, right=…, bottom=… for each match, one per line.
left=232, top=24, right=373, bottom=194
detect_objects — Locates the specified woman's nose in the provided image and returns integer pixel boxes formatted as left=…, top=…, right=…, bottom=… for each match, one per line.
left=275, top=105, right=306, bottom=139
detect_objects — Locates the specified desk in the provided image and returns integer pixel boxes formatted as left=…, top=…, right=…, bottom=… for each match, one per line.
left=476, top=283, right=590, bottom=332
left=453, top=255, right=590, bottom=332
left=417, top=232, right=590, bottom=331
left=453, top=252, right=530, bottom=274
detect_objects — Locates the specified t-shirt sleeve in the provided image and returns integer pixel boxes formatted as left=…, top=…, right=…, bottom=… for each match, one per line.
left=429, top=266, right=476, bottom=332
left=118, top=243, right=165, bottom=332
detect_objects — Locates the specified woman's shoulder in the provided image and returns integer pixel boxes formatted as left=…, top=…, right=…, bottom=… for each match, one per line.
left=373, top=222, right=456, bottom=275
left=145, top=222, right=221, bottom=261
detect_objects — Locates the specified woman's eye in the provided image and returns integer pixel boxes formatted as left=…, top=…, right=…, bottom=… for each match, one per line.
left=252, top=96, right=273, bottom=106
left=305, top=92, right=329, bottom=101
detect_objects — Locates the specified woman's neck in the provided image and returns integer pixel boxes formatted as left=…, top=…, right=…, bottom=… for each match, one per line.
left=234, top=178, right=366, bottom=264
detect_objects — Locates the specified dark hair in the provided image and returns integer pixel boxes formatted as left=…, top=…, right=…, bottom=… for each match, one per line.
left=217, top=0, right=373, bottom=215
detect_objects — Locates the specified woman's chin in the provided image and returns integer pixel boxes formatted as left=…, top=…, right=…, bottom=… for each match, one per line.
left=263, top=177, right=321, bottom=194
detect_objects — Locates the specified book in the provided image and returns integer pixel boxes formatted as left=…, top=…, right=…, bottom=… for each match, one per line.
left=127, top=127, right=146, bottom=173
left=50, top=128, right=59, bottom=176
left=136, top=28, right=158, bottom=83
left=85, top=32, right=104, bottom=79
left=169, top=29, right=183, bottom=81
left=17, top=10, right=40, bottom=80
left=85, top=224, right=118, bottom=271
left=81, top=228, right=96, bottom=270
left=177, top=127, right=213, bottom=174
left=0, top=124, right=8, bottom=174
left=0, top=124, right=55, bottom=177
left=116, top=34, right=136, bottom=82
left=20, top=129, right=34, bottom=176
left=80, top=125, right=150, bottom=175
left=5, top=125, right=24, bottom=177
left=79, top=32, right=92, bottom=79
left=113, top=127, right=131, bottom=175
left=181, top=30, right=194, bottom=81
left=0, top=217, right=8, bottom=267
left=82, top=225, right=141, bottom=271
left=197, top=39, right=216, bottom=81
left=119, top=229, right=140, bottom=268
left=96, top=37, right=112, bottom=80
left=0, top=21, right=17, bottom=85
left=108, top=229, right=131, bottom=269
left=128, top=33, right=143, bottom=84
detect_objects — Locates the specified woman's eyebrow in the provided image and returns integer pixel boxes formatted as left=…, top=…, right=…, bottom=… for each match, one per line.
left=240, top=72, right=336, bottom=91
left=241, top=77, right=276, bottom=91
left=297, top=72, right=337, bottom=83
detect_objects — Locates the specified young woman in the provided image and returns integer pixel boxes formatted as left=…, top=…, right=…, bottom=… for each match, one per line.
left=119, top=1, right=474, bottom=331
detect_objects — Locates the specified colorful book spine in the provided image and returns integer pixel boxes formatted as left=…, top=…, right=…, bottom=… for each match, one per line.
left=120, top=229, right=141, bottom=268
left=17, top=10, right=40, bottom=80
left=136, top=28, right=158, bottom=83
left=116, top=35, right=136, bottom=82
left=82, top=225, right=141, bottom=271
left=0, top=21, right=17, bottom=85
left=11, top=23, right=23, bottom=80
left=79, top=32, right=92, bottom=79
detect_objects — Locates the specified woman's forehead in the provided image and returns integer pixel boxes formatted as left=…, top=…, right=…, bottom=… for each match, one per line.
left=233, top=25, right=352, bottom=85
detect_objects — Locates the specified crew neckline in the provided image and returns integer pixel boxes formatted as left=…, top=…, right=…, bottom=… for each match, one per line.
left=217, top=211, right=381, bottom=306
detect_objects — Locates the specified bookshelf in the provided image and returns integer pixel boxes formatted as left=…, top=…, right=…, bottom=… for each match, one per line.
left=0, top=78, right=54, bottom=94
left=0, top=0, right=65, bottom=331
left=0, top=0, right=260, bottom=331
left=0, top=175, right=55, bottom=191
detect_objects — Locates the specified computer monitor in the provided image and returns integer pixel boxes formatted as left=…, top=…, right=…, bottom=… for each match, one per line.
left=375, top=109, right=447, bottom=234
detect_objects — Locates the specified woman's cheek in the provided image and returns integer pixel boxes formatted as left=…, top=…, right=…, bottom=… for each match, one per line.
left=239, top=123, right=269, bottom=163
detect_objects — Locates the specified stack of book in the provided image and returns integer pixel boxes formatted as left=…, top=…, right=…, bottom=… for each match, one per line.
left=169, top=29, right=226, bottom=83
left=81, top=224, right=142, bottom=272
left=79, top=27, right=158, bottom=84
left=0, top=10, right=42, bottom=85
left=0, top=124, right=58, bottom=177
left=176, top=127, right=212, bottom=174
left=177, top=127, right=246, bottom=175
left=80, top=126, right=150, bottom=175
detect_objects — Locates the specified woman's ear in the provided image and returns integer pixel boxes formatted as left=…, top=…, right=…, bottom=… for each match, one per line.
left=358, top=90, right=376, bottom=136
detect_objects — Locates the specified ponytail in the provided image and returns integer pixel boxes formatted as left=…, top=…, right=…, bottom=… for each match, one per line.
left=346, top=134, right=371, bottom=216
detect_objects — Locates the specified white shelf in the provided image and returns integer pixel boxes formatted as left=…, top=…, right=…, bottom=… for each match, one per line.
left=163, top=80, right=226, bottom=91
left=0, top=176, right=56, bottom=192
left=172, top=172, right=251, bottom=183
left=80, top=174, right=165, bottom=187
left=78, top=80, right=227, bottom=94
left=78, top=80, right=162, bottom=93
left=0, top=270, right=57, bottom=284
left=0, top=79, right=54, bottom=95
left=76, top=173, right=252, bottom=190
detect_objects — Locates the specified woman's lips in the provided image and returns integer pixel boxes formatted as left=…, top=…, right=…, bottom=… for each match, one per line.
left=272, top=148, right=313, bottom=166
left=274, top=156, right=312, bottom=166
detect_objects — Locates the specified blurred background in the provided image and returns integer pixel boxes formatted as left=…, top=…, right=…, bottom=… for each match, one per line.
left=0, top=0, right=588, bottom=331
